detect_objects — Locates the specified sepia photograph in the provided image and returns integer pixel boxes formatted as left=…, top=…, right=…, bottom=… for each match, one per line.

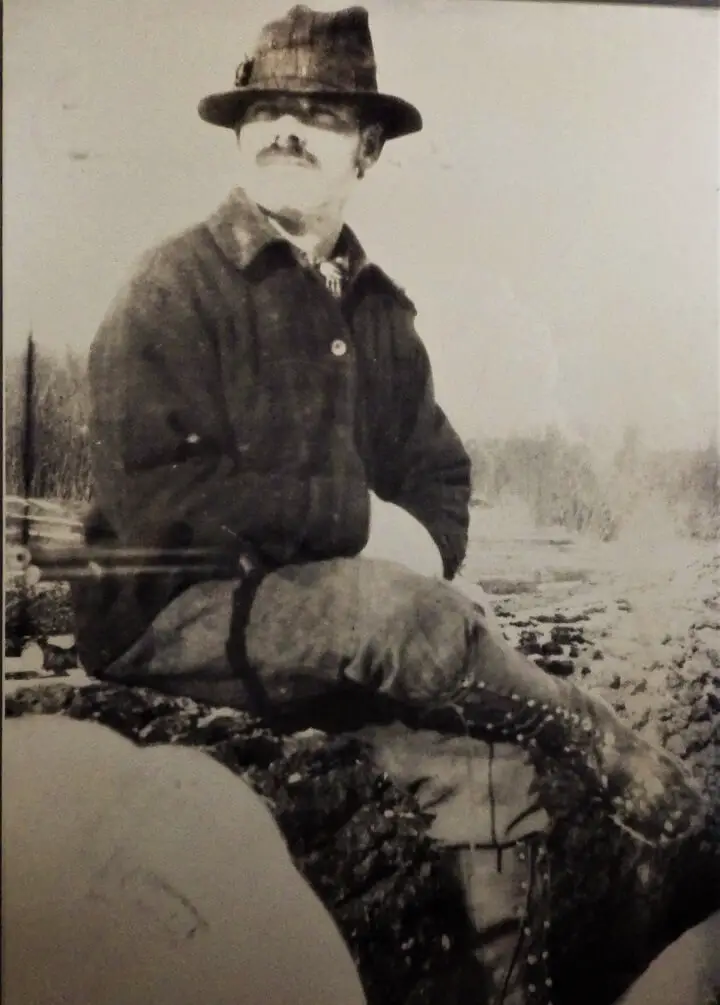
left=4, top=2, right=719, bottom=1004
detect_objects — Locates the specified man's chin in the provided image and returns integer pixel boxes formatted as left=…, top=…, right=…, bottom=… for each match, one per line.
left=243, top=175, right=327, bottom=217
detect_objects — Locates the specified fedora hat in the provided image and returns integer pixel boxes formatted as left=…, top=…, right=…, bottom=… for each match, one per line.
left=197, top=5, right=422, bottom=141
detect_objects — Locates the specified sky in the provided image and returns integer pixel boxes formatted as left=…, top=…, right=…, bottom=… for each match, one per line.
left=4, top=0, right=719, bottom=450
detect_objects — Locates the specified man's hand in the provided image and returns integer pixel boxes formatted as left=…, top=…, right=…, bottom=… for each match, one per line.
left=448, top=576, right=504, bottom=637
left=361, top=493, right=443, bottom=579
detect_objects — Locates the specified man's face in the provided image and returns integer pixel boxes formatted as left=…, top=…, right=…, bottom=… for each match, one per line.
left=235, top=95, right=374, bottom=217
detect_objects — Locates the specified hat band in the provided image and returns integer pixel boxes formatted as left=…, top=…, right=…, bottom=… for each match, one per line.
left=239, top=43, right=378, bottom=94
left=234, top=75, right=374, bottom=96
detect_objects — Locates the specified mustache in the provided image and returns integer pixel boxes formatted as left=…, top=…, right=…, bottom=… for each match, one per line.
left=256, top=139, right=318, bottom=168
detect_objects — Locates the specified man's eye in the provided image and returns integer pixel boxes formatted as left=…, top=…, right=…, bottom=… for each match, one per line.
left=248, top=105, right=280, bottom=122
left=312, top=111, right=338, bottom=126
left=310, top=108, right=355, bottom=131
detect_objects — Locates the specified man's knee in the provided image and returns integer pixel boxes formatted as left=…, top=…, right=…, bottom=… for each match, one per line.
left=342, top=564, right=487, bottom=706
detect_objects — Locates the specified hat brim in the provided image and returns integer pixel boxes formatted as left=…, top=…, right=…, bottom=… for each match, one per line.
left=197, top=87, right=422, bottom=141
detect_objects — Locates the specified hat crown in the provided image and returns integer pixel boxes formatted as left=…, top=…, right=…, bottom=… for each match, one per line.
left=235, top=5, right=379, bottom=95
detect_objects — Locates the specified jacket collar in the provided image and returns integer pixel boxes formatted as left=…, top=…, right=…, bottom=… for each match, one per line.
left=205, top=185, right=414, bottom=309
left=205, top=185, right=365, bottom=271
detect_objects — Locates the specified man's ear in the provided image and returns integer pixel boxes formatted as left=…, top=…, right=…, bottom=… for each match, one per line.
left=357, top=123, right=384, bottom=175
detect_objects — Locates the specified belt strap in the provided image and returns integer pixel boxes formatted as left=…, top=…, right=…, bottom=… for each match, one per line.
left=225, top=555, right=275, bottom=722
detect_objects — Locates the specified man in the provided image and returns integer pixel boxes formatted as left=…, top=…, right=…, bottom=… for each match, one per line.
left=70, top=5, right=705, bottom=1001
left=4, top=715, right=368, bottom=1005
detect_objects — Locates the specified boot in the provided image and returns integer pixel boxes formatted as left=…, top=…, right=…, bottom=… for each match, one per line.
left=432, top=623, right=707, bottom=849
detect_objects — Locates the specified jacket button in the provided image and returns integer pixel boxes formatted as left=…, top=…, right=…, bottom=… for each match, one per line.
left=331, top=339, right=347, bottom=357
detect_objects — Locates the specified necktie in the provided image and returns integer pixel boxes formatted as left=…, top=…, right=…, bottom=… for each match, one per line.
left=296, top=249, right=350, bottom=298
left=315, top=258, right=347, bottom=298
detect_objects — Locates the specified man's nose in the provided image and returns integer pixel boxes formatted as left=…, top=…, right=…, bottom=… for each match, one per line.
left=273, top=113, right=307, bottom=142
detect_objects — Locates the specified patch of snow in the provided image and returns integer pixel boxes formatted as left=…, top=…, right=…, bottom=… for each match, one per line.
left=4, top=669, right=92, bottom=696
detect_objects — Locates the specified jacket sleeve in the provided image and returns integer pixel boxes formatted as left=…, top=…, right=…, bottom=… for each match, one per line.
left=372, top=320, right=472, bottom=580
left=87, top=245, right=307, bottom=564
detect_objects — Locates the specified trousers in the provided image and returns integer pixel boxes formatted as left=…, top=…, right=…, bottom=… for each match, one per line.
left=101, top=557, right=548, bottom=841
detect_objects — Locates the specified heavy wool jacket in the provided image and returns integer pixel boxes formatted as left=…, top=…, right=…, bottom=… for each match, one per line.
left=71, top=187, right=471, bottom=673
